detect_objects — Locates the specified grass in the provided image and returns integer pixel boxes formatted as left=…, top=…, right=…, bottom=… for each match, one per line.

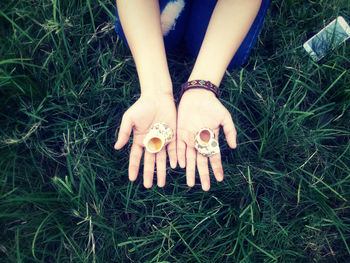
left=0, top=0, right=350, bottom=262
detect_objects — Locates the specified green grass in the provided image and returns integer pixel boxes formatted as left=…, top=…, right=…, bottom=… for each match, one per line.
left=1, top=0, right=350, bottom=262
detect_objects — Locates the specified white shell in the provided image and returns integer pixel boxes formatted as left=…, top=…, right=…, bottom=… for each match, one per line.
left=143, top=123, right=174, bottom=153
left=195, top=128, right=220, bottom=157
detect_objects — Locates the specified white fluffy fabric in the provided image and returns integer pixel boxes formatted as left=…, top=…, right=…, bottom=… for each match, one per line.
left=160, top=0, right=185, bottom=36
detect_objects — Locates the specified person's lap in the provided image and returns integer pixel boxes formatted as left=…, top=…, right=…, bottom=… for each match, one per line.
left=115, top=0, right=270, bottom=69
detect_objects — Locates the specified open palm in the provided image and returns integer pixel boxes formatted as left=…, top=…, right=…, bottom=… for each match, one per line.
left=114, top=94, right=177, bottom=188
left=177, top=89, right=237, bottom=191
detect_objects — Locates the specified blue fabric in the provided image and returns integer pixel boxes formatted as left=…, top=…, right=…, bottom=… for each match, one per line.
left=159, top=0, right=190, bottom=51
left=114, top=0, right=190, bottom=51
left=115, top=0, right=270, bottom=69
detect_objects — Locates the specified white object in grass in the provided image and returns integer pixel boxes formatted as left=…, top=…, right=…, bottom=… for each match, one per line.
left=303, top=16, right=350, bottom=61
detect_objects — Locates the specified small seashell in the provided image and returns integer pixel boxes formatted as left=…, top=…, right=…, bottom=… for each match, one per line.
left=195, top=128, right=220, bottom=157
left=143, top=123, right=174, bottom=153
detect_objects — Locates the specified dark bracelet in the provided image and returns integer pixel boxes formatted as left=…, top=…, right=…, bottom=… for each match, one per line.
left=179, top=80, right=220, bottom=100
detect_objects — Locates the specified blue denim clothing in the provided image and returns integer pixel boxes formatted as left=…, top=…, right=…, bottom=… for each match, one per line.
left=115, top=0, right=270, bottom=69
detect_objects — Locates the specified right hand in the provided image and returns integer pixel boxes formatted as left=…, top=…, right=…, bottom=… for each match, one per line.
left=114, top=93, right=177, bottom=188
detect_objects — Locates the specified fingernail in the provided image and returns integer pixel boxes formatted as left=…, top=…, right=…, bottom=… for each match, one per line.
left=202, top=186, right=210, bottom=191
left=179, top=160, right=185, bottom=168
left=128, top=172, right=137, bottom=181
left=158, top=182, right=165, bottom=188
left=187, top=181, right=195, bottom=188
left=169, top=158, right=177, bottom=169
left=144, top=182, right=152, bottom=189
left=233, top=140, right=237, bottom=148
left=129, top=176, right=137, bottom=182
left=202, top=183, right=210, bottom=191
left=114, top=142, right=119, bottom=150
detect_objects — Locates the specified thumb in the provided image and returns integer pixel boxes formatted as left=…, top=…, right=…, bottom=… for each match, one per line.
left=114, top=113, right=133, bottom=150
left=221, top=109, right=237, bottom=149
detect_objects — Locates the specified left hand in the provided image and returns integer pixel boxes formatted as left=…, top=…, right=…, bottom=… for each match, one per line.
left=177, top=88, right=237, bottom=191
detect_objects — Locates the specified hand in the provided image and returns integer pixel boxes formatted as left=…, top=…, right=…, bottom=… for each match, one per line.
left=177, top=89, right=237, bottom=191
left=114, top=93, right=177, bottom=188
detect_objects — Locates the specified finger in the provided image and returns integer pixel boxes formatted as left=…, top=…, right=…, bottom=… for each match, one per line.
left=186, top=146, right=196, bottom=187
left=177, top=139, right=187, bottom=168
left=221, top=110, right=237, bottom=149
left=114, top=113, right=133, bottom=150
left=143, top=151, right=155, bottom=189
left=128, top=143, right=143, bottom=181
left=209, top=152, right=224, bottom=182
left=167, top=141, right=177, bottom=169
left=156, top=149, right=167, bottom=187
left=196, top=153, right=210, bottom=191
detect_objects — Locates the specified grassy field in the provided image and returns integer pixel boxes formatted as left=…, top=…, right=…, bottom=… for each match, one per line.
left=1, top=0, right=350, bottom=262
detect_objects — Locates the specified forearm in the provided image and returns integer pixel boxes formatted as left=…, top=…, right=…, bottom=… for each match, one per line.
left=188, top=0, right=262, bottom=86
left=116, top=0, right=172, bottom=95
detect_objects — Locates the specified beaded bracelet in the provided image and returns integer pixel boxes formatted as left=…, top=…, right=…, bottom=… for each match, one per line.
left=179, top=80, right=220, bottom=100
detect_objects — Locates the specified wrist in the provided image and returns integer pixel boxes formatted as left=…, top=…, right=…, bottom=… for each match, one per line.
left=140, top=76, right=173, bottom=97
left=141, top=88, right=173, bottom=98
left=181, top=87, right=216, bottom=99
left=179, top=80, right=220, bottom=100
left=140, top=87, right=174, bottom=101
